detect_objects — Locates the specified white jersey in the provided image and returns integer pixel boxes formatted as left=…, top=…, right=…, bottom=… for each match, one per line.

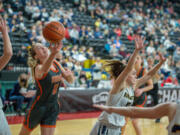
left=168, top=101, right=180, bottom=135
left=0, top=98, right=12, bottom=135
left=0, top=98, right=3, bottom=109
left=98, top=87, right=134, bottom=127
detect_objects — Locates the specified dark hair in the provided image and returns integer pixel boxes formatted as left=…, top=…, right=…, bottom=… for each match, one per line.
left=103, top=60, right=126, bottom=79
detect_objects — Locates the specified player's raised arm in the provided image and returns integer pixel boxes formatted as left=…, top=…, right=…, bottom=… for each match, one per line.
left=135, top=53, right=166, bottom=90
left=35, top=42, right=62, bottom=79
left=0, top=17, right=13, bottom=70
left=93, top=103, right=176, bottom=120
left=111, top=36, right=145, bottom=94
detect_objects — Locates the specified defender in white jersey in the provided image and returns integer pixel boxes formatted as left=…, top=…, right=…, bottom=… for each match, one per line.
left=92, top=87, right=134, bottom=135
left=90, top=36, right=165, bottom=135
left=0, top=17, right=13, bottom=135
left=94, top=101, right=180, bottom=135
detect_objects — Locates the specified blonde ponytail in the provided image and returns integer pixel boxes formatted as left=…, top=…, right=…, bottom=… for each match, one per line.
left=27, top=44, right=38, bottom=80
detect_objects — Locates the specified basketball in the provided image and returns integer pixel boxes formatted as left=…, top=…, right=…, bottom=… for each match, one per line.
left=42, top=21, right=65, bottom=43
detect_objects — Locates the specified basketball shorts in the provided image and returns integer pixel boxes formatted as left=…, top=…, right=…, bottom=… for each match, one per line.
left=133, top=94, right=147, bottom=107
left=23, top=102, right=60, bottom=131
left=90, top=121, right=127, bottom=135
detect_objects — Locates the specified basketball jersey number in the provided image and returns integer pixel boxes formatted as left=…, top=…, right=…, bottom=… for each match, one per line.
left=52, top=83, right=59, bottom=95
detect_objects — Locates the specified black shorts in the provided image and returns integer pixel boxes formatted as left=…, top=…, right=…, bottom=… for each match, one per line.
left=133, top=93, right=147, bottom=107
left=23, top=101, right=60, bottom=131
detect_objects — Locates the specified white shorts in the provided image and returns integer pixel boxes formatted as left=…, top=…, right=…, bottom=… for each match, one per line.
left=90, top=121, right=122, bottom=135
left=0, top=110, right=11, bottom=135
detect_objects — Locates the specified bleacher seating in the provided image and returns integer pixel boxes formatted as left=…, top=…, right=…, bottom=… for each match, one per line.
left=0, top=0, right=179, bottom=83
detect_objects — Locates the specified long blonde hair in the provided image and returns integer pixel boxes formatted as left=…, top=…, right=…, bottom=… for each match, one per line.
left=27, top=44, right=40, bottom=80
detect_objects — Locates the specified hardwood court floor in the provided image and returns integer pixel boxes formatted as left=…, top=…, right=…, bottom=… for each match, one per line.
left=10, top=117, right=168, bottom=135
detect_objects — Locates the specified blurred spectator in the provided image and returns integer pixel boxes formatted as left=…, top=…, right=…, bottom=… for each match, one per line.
left=86, top=47, right=94, bottom=59
left=164, top=37, right=176, bottom=53
left=64, top=26, right=70, bottom=40
left=157, top=44, right=167, bottom=55
left=110, top=44, right=122, bottom=59
left=114, top=27, right=122, bottom=37
left=86, top=26, right=94, bottom=38
left=105, top=10, right=113, bottom=20
left=93, top=57, right=102, bottom=71
left=101, top=20, right=109, bottom=30
left=119, top=45, right=127, bottom=58
left=0, top=1, right=4, bottom=13
left=91, top=57, right=102, bottom=85
left=7, top=4, right=13, bottom=15
left=70, top=24, right=79, bottom=44
left=94, top=27, right=103, bottom=39
left=62, top=46, right=71, bottom=58
left=9, top=73, right=35, bottom=114
left=66, top=57, right=74, bottom=70
left=146, top=40, right=156, bottom=55
left=71, top=45, right=79, bottom=56
left=32, top=9, right=41, bottom=21
left=95, top=18, right=101, bottom=28
left=79, top=25, right=88, bottom=45
left=41, top=8, right=49, bottom=21
left=73, top=61, right=82, bottom=78
left=100, top=0, right=109, bottom=9
left=113, top=36, right=123, bottom=49
left=95, top=5, right=104, bottom=18
left=78, top=71, right=88, bottom=88
left=16, top=46, right=27, bottom=65
left=73, top=0, right=80, bottom=7
left=88, top=1, right=96, bottom=18
left=19, top=15, right=27, bottom=32
left=173, top=47, right=180, bottom=62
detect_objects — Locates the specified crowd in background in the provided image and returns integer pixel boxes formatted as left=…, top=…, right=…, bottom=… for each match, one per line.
left=0, top=0, right=180, bottom=115
left=0, top=0, right=180, bottom=89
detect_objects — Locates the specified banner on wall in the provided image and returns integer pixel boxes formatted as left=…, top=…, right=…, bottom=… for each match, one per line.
left=59, top=89, right=109, bottom=113
left=59, top=87, right=180, bottom=113
left=146, top=87, right=180, bottom=106
left=158, top=87, right=180, bottom=103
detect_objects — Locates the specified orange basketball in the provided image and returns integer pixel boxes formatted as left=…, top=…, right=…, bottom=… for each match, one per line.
left=42, top=21, right=65, bottom=43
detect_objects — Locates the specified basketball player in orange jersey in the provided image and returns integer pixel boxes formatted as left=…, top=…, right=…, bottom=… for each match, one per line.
left=147, top=56, right=161, bottom=122
left=19, top=42, right=74, bottom=135
left=0, top=17, right=13, bottom=135
left=132, top=55, right=153, bottom=135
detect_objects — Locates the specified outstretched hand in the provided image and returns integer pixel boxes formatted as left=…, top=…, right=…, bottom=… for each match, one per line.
left=0, top=16, right=8, bottom=34
left=93, top=104, right=112, bottom=114
left=62, top=67, right=74, bottom=84
left=134, top=35, right=145, bottom=51
left=49, top=41, right=63, bottom=54
left=158, top=53, right=166, bottom=63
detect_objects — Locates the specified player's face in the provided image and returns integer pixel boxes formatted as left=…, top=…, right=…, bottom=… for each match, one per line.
left=126, top=69, right=137, bottom=86
left=34, top=44, right=49, bottom=60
